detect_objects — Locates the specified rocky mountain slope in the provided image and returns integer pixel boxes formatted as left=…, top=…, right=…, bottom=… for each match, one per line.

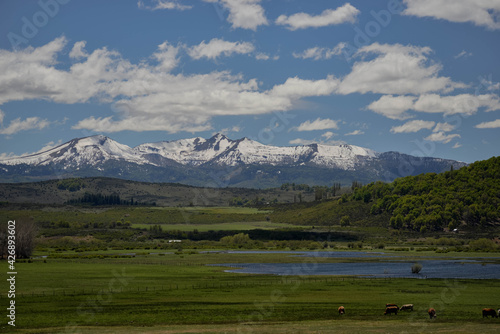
left=0, top=134, right=467, bottom=187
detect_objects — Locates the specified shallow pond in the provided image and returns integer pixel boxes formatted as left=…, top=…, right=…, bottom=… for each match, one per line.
left=212, top=251, right=500, bottom=279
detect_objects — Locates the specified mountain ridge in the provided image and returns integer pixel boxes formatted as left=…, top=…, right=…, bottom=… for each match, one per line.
left=0, top=133, right=467, bottom=187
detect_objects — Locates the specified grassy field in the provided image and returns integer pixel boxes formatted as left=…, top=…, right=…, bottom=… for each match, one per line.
left=2, top=251, right=500, bottom=333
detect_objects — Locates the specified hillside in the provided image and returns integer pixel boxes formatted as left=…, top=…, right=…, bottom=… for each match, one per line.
left=271, top=157, right=500, bottom=233
left=0, top=177, right=314, bottom=206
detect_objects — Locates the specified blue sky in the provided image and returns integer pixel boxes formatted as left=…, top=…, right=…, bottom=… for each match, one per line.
left=0, top=0, right=499, bottom=163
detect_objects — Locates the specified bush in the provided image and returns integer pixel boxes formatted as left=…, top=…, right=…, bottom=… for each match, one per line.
left=469, top=238, right=498, bottom=251
left=411, top=263, right=423, bottom=274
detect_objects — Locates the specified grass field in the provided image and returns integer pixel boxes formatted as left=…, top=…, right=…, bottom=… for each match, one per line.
left=2, top=251, right=500, bottom=333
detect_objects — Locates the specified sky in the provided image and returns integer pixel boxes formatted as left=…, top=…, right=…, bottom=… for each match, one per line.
left=0, top=0, right=499, bottom=164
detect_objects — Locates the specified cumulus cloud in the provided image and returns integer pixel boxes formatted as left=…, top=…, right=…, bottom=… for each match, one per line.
left=433, top=122, right=455, bottom=133
left=424, top=131, right=460, bottom=144
left=366, top=95, right=416, bottom=120
left=137, top=0, right=192, bottom=11
left=475, top=119, right=500, bottom=129
left=367, top=93, right=500, bottom=119
left=412, top=94, right=500, bottom=115
left=345, top=130, right=364, bottom=136
left=292, top=118, right=340, bottom=132
left=289, top=137, right=346, bottom=146
left=0, top=37, right=346, bottom=134
left=293, top=43, right=346, bottom=60
left=321, top=131, right=335, bottom=140
left=0, top=116, right=50, bottom=135
left=187, top=38, right=255, bottom=60
left=403, top=0, right=500, bottom=30
left=390, top=120, right=435, bottom=133
left=69, top=41, right=89, bottom=59
left=204, top=0, right=268, bottom=30
left=338, top=43, right=465, bottom=95
left=270, top=76, right=340, bottom=100
left=276, top=4, right=360, bottom=30
left=153, top=41, right=182, bottom=71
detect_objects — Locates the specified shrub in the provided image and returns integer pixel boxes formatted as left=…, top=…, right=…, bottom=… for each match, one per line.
left=411, top=263, right=423, bottom=274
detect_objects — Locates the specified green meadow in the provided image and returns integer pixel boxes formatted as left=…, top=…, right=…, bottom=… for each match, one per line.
left=1, top=200, right=500, bottom=333
left=2, top=251, right=500, bottom=333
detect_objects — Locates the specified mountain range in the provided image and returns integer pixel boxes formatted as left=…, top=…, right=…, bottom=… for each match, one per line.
left=0, top=134, right=467, bottom=187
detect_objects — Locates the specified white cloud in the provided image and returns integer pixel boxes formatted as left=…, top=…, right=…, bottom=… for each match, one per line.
left=412, top=94, right=500, bottom=115
left=187, top=38, right=255, bottom=60
left=69, top=41, right=89, bottom=59
left=403, top=0, right=500, bottom=30
left=205, top=0, right=268, bottom=30
left=367, top=93, right=500, bottom=119
left=153, top=41, right=181, bottom=71
left=424, top=131, right=460, bottom=144
left=366, top=95, right=416, bottom=120
left=276, top=4, right=360, bottom=30
left=390, top=120, right=435, bottom=133
left=0, top=37, right=345, bottom=134
left=289, top=138, right=317, bottom=146
left=433, top=122, right=455, bottom=133
left=321, top=131, right=335, bottom=140
left=137, top=0, right=192, bottom=11
left=345, top=130, right=364, bottom=136
left=293, top=43, right=346, bottom=60
left=270, top=76, right=340, bottom=100
left=475, top=119, right=500, bottom=129
left=338, top=43, right=465, bottom=95
left=452, top=142, right=462, bottom=149
left=0, top=117, right=50, bottom=135
left=289, top=137, right=346, bottom=146
left=218, top=125, right=242, bottom=135
left=454, top=50, right=472, bottom=59
left=292, top=118, right=340, bottom=132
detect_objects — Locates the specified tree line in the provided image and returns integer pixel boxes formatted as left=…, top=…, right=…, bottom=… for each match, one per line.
left=66, top=192, right=154, bottom=206
left=347, top=156, right=500, bottom=232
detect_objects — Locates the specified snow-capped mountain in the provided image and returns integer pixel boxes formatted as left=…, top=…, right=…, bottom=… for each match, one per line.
left=1, top=135, right=147, bottom=168
left=0, top=134, right=467, bottom=187
left=135, top=133, right=378, bottom=169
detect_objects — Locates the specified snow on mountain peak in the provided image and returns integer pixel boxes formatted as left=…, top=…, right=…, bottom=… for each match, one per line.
left=1, top=133, right=380, bottom=170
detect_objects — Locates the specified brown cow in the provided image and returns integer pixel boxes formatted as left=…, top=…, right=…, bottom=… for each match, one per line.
left=400, top=304, right=413, bottom=311
left=428, top=308, right=436, bottom=319
left=386, top=303, right=398, bottom=308
left=384, top=306, right=398, bottom=315
left=338, top=306, right=345, bottom=315
left=482, top=308, right=498, bottom=318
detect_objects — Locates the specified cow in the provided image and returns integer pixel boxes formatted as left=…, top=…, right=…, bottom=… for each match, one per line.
left=384, top=306, right=398, bottom=315
left=482, top=308, right=498, bottom=318
left=338, top=306, right=345, bottom=315
left=428, top=308, right=436, bottom=319
left=400, top=304, right=414, bottom=311
left=386, top=303, right=398, bottom=308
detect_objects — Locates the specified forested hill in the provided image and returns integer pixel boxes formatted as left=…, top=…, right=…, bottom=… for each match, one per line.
left=271, top=157, right=499, bottom=233
left=348, top=156, right=500, bottom=232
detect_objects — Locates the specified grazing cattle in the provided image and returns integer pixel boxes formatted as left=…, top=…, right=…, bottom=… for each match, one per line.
left=384, top=306, right=398, bottom=315
left=400, top=304, right=414, bottom=311
left=428, top=308, right=436, bottom=319
left=338, top=306, right=345, bottom=315
left=482, top=308, right=498, bottom=318
left=386, top=303, right=398, bottom=308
